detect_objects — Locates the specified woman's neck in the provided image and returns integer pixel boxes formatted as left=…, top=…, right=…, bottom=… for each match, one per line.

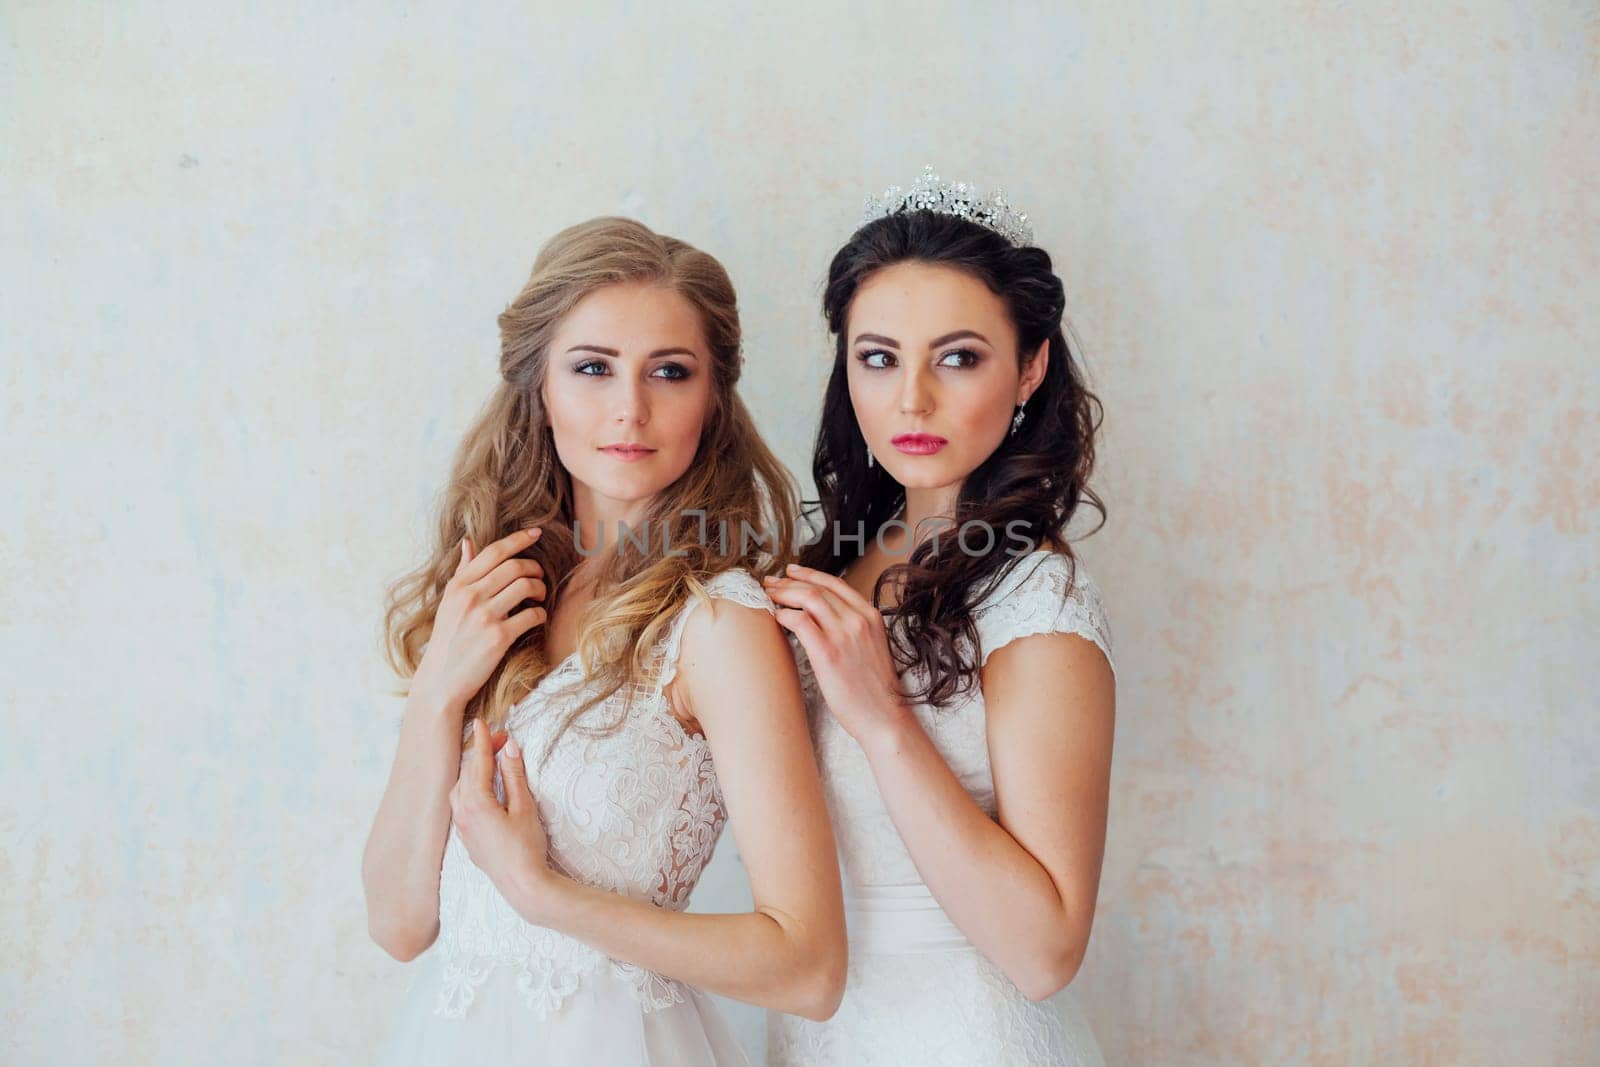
left=895, top=484, right=962, bottom=555
left=571, top=484, right=653, bottom=555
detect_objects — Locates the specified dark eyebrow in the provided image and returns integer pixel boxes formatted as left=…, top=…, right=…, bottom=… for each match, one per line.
left=928, top=329, right=990, bottom=348
left=566, top=344, right=699, bottom=361
left=850, top=330, right=992, bottom=350
left=852, top=332, right=900, bottom=348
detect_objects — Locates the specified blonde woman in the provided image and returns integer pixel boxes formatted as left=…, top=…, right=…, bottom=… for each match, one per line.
left=363, top=217, right=846, bottom=1064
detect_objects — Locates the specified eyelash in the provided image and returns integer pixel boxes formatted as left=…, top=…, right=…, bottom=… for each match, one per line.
left=574, top=360, right=691, bottom=381
left=855, top=348, right=982, bottom=370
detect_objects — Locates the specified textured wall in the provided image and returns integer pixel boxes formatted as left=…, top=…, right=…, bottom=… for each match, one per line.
left=3, top=2, right=1595, bottom=1063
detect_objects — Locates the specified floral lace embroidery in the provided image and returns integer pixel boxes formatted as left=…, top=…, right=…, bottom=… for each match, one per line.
left=431, top=569, right=776, bottom=1021
left=972, top=551, right=1116, bottom=675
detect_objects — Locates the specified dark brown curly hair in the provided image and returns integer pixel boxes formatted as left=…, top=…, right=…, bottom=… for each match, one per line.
left=797, top=209, right=1106, bottom=707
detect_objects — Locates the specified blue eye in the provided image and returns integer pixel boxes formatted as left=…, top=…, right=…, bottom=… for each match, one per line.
left=575, top=360, right=609, bottom=376
left=651, top=363, right=691, bottom=381
left=937, top=348, right=981, bottom=369
left=857, top=349, right=895, bottom=369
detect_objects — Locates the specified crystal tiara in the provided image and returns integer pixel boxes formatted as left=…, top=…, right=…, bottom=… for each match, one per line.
left=860, top=164, right=1034, bottom=247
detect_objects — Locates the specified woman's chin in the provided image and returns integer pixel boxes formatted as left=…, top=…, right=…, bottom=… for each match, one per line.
left=880, top=461, right=966, bottom=492
left=572, top=461, right=693, bottom=512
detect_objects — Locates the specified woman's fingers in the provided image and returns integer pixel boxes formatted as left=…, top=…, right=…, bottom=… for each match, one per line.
left=765, top=575, right=850, bottom=636
left=783, top=564, right=877, bottom=619
left=488, top=573, right=547, bottom=616
left=482, top=555, right=545, bottom=584
left=507, top=604, right=548, bottom=638
left=457, top=526, right=541, bottom=587
left=467, top=718, right=496, bottom=795
left=774, top=606, right=825, bottom=652
left=499, top=738, right=531, bottom=815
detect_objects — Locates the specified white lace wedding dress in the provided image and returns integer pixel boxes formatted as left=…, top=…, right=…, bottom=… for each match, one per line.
left=767, top=549, right=1114, bottom=1066
left=381, top=569, right=776, bottom=1066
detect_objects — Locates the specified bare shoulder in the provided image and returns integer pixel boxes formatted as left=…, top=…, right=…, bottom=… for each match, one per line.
left=665, top=571, right=797, bottom=732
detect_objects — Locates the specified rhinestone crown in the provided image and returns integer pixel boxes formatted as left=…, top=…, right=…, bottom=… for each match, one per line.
left=861, top=164, right=1034, bottom=247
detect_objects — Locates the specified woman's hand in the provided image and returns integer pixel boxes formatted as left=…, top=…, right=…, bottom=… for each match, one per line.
left=449, top=719, right=564, bottom=924
left=413, top=527, right=549, bottom=711
left=764, top=563, right=914, bottom=747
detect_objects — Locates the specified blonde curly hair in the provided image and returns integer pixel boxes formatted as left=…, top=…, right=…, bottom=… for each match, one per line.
left=382, top=217, right=798, bottom=766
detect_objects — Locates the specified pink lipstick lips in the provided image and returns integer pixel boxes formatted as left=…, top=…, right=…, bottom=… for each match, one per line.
left=599, top=443, right=658, bottom=462
left=890, top=432, right=948, bottom=456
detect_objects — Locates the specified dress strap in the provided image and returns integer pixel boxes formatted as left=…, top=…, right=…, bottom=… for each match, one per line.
left=972, top=551, right=1116, bottom=676
left=657, top=569, right=779, bottom=692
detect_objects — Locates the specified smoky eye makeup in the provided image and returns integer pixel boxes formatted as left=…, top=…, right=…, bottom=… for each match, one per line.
left=650, top=362, right=692, bottom=380
left=936, top=347, right=983, bottom=368
left=572, top=357, right=695, bottom=381
left=855, top=347, right=983, bottom=370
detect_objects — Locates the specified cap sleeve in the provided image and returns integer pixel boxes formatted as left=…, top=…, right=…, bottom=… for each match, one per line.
left=972, top=552, right=1116, bottom=677
left=658, top=569, right=778, bottom=691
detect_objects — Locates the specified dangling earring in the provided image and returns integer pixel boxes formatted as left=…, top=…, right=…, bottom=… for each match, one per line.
left=1010, top=403, right=1026, bottom=436
left=866, top=445, right=876, bottom=469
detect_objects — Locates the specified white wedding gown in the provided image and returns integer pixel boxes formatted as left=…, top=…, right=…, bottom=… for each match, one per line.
left=767, top=549, right=1114, bottom=1066
left=380, top=569, right=776, bottom=1066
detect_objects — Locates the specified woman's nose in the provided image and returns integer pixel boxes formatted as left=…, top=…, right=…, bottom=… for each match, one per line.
left=613, top=377, right=649, bottom=425
left=896, top=367, right=932, bottom=415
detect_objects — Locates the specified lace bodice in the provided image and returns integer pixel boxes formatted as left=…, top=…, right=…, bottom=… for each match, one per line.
left=431, top=569, right=775, bottom=1021
left=797, top=549, right=1116, bottom=892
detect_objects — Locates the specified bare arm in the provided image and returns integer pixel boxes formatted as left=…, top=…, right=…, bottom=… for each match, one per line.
left=453, top=596, right=848, bottom=1020
left=362, top=528, right=547, bottom=961
left=856, top=632, right=1114, bottom=1000
left=768, top=563, right=1114, bottom=1000
left=360, top=686, right=464, bottom=960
